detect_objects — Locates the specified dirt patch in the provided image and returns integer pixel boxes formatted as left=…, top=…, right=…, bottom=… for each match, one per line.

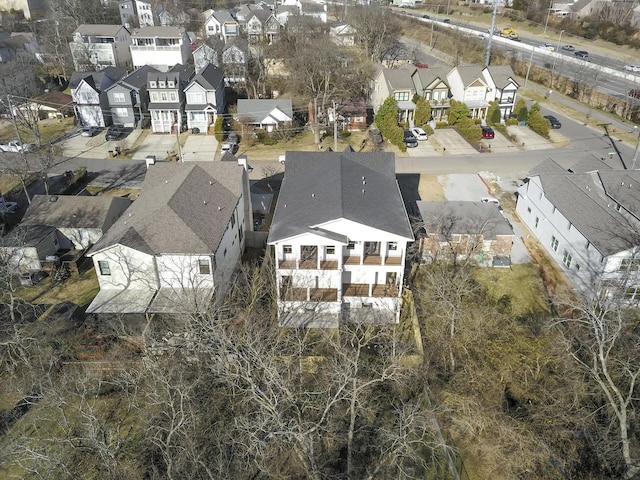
left=418, top=174, right=446, bottom=200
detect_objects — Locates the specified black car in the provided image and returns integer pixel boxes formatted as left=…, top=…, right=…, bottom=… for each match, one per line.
left=403, top=129, right=418, bottom=148
left=574, top=50, right=589, bottom=59
left=105, top=124, right=124, bottom=141
left=545, top=115, right=562, bottom=129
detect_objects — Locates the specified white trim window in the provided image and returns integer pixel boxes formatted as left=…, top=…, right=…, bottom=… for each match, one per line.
left=113, top=92, right=126, bottom=103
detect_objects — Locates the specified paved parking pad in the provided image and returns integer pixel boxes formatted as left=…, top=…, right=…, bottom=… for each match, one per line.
left=182, top=134, right=218, bottom=162
left=506, top=125, right=552, bottom=151
left=131, top=133, right=179, bottom=161
left=406, top=139, right=439, bottom=157
left=480, top=130, right=522, bottom=154
left=431, top=129, right=477, bottom=155
left=63, top=129, right=143, bottom=160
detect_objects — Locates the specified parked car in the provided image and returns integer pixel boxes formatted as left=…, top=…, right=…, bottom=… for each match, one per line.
left=561, top=44, right=575, bottom=51
left=624, top=65, right=640, bottom=73
left=81, top=126, right=99, bottom=137
left=481, top=196, right=500, bottom=205
left=481, top=126, right=495, bottom=139
left=411, top=127, right=428, bottom=141
left=403, top=129, right=418, bottom=148
left=105, top=124, right=124, bottom=141
left=539, top=43, right=555, bottom=52
left=0, top=141, right=33, bottom=153
left=368, top=129, right=383, bottom=144
left=545, top=115, right=562, bottom=129
left=221, top=143, right=239, bottom=155
left=574, top=50, right=589, bottom=59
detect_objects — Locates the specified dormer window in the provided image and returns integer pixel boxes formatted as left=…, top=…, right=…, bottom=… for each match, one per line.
left=167, top=81, right=175, bottom=88
left=158, top=81, right=166, bottom=88
left=149, top=81, right=157, bottom=88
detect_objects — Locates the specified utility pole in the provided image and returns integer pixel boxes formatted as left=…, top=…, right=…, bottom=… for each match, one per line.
left=333, top=101, right=338, bottom=151
left=600, top=123, right=627, bottom=169
left=484, top=1, right=498, bottom=68
left=523, top=47, right=536, bottom=91
left=430, top=5, right=440, bottom=50
left=6, top=95, right=25, bottom=148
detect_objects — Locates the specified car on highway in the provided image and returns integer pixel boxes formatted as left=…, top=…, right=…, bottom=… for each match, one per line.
left=624, top=65, right=640, bottom=73
left=561, top=44, right=575, bottom=51
left=0, top=141, right=33, bottom=153
left=105, top=124, right=124, bottom=141
left=403, top=129, right=418, bottom=148
left=443, top=18, right=450, bottom=23
left=574, top=50, right=589, bottom=59
left=422, top=14, right=429, bottom=19
left=81, top=126, right=99, bottom=137
left=539, top=43, right=555, bottom=52
left=411, top=127, right=428, bottom=141
left=545, top=115, right=562, bottom=129
left=481, top=126, right=495, bottom=139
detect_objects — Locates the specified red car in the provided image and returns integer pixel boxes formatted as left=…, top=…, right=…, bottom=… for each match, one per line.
left=481, top=126, right=495, bottom=139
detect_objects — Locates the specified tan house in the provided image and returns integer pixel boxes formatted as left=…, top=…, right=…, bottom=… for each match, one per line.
left=416, top=201, right=514, bottom=266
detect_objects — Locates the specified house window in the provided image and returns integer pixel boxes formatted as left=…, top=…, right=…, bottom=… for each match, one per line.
left=283, top=245, right=292, bottom=254
left=113, top=92, right=126, bottom=103
left=552, top=206, right=557, bottom=214
left=586, top=241, right=590, bottom=250
left=326, top=246, right=335, bottom=255
left=231, top=212, right=236, bottom=227
left=188, top=92, right=205, bottom=104
left=362, top=302, right=372, bottom=308
left=169, top=92, right=177, bottom=102
left=550, top=235, right=559, bottom=252
left=364, top=242, right=380, bottom=255
left=98, top=260, right=111, bottom=276
left=567, top=221, right=572, bottom=230
left=527, top=207, right=531, bottom=214
left=534, top=216, right=539, bottom=229
left=160, top=92, right=168, bottom=101
left=149, top=81, right=157, bottom=88
left=562, top=250, right=572, bottom=268
left=620, top=258, right=640, bottom=271
left=575, top=263, right=580, bottom=271
left=158, top=81, right=166, bottom=88
left=167, top=81, right=175, bottom=88
left=394, top=92, right=409, bottom=102
left=150, top=92, right=159, bottom=102
left=347, top=241, right=356, bottom=250
left=198, top=259, right=211, bottom=274
left=114, top=107, right=127, bottom=117
left=387, top=241, right=398, bottom=251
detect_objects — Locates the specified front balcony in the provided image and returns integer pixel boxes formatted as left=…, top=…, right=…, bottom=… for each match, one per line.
left=343, top=283, right=399, bottom=298
left=278, top=259, right=339, bottom=270
left=280, top=287, right=338, bottom=302
left=130, top=44, right=181, bottom=51
left=344, top=255, right=402, bottom=266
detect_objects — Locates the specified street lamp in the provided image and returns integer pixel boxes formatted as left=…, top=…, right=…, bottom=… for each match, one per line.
left=551, top=30, right=564, bottom=88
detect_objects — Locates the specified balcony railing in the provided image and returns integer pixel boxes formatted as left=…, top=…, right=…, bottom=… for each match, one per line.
left=344, top=255, right=400, bottom=266
left=130, top=44, right=181, bottom=51
left=278, top=259, right=339, bottom=270
left=280, top=287, right=338, bottom=302
left=343, top=283, right=398, bottom=298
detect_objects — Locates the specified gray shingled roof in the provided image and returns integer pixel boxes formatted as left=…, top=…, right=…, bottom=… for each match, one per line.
left=537, top=170, right=640, bottom=255
left=486, top=65, right=519, bottom=88
left=416, top=201, right=513, bottom=240
left=74, top=24, right=127, bottom=36
left=268, top=152, right=413, bottom=243
left=131, top=26, right=185, bottom=37
left=188, top=63, right=224, bottom=90
left=236, top=98, right=293, bottom=123
left=414, top=66, right=450, bottom=89
left=454, top=65, right=486, bottom=88
left=598, top=170, right=640, bottom=220
left=117, top=65, right=161, bottom=90
left=568, top=156, right=613, bottom=173
left=381, top=67, right=415, bottom=92
left=21, top=195, right=131, bottom=230
left=89, top=162, right=244, bottom=256
left=529, top=158, right=567, bottom=176
left=69, top=67, right=127, bottom=90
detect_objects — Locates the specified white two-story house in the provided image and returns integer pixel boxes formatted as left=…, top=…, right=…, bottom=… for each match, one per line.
left=130, top=26, right=192, bottom=72
left=267, top=151, right=414, bottom=327
left=69, top=24, right=132, bottom=72
left=446, top=65, right=492, bottom=120
left=148, top=64, right=194, bottom=133
left=184, top=64, right=225, bottom=134
left=482, top=65, right=519, bottom=120
left=516, top=158, right=640, bottom=305
left=86, top=161, right=251, bottom=316
left=69, top=67, right=127, bottom=127
left=119, top=0, right=155, bottom=28
left=203, top=9, right=240, bottom=42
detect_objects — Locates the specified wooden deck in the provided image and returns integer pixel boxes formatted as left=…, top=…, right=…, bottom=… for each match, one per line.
left=343, top=283, right=398, bottom=297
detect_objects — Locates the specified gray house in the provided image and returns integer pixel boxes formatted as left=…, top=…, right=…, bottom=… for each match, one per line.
left=69, top=67, right=127, bottom=127
left=148, top=64, right=194, bottom=133
left=222, top=36, right=248, bottom=84
left=235, top=98, right=293, bottom=133
left=106, top=64, right=160, bottom=128
left=185, top=64, right=225, bottom=134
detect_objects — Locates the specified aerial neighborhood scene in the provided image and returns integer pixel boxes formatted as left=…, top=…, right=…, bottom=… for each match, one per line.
left=1, top=0, right=640, bottom=476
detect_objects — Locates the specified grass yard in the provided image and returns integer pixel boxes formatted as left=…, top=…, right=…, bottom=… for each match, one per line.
left=18, top=268, right=99, bottom=307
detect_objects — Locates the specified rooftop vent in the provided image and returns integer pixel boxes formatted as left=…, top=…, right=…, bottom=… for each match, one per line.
left=49, top=196, right=58, bottom=202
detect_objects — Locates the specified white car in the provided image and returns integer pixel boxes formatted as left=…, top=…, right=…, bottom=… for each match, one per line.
left=624, top=65, right=640, bottom=73
left=538, top=44, right=555, bottom=52
left=411, top=127, right=428, bottom=141
left=0, top=141, right=33, bottom=153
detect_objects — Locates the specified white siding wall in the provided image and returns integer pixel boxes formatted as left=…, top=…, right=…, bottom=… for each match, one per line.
left=213, top=199, right=246, bottom=295
left=91, top=244, right=157, bottom=291
left=156, top=254, right=215, bottom=289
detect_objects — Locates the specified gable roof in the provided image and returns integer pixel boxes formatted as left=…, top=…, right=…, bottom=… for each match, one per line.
left=115, top=64, right=161, bottom=90
left=453, top=65, right=486, bottom=88
left=31, top=91, right=73, bottom=111
left=378, top=66, right=415, bottom=92
left=268, top=152, right=413, bottom=242
left=21, top=195, right=131, bottom=230
left=416, top=201, right=513, bottom=240
left=188, top=63, right=224, bottom=90
left=89, top=162, right=244, bottom=256
left=148, top=63, right=193, bottom=84
left=485, top=65, right=519, bottom=88
left=68, top=66, right=127, bottom=90
left=529, top=158, right=567, bottom=175
left=73, top=24, right=128, bottom=37
left=236, top=98, right=293, bottom=123
left=535, top=169, right=640, bottom=255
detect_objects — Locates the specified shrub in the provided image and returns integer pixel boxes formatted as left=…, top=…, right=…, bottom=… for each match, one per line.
left=435, top=121, right=448, bottom=129
left=214, top=115, right=225, bottom=142
left=256, top=130, right=278, bottom=145
left=486, top=100, right=501, bottom=126
left=514, top=98, right=528, bottom=122
left=506, top=118, right=519, bottom=126
left=414, top=96, right=432, bottom=126
left=528, top=103, right=550, bottom=137
left=457, top=117, right=482, bottom=142
left=340, top=130, right=351, bottom=138
left=388, top=125, right=405, bottom=150
left=423, top=124, right=434, bottom=135
left=447, top=100, right=471, bottom=125
left=473, top=118, right=482, bottom=125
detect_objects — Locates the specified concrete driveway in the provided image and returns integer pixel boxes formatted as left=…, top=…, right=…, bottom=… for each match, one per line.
left=431, top=129, right=477, bottom=155
left=182, top=134, right=218, bottom=162
left=406, top=138, right=439, bottom=157
left=506, top=124, right=552, bottom=151
left=480, top=130, right=522, bottom=154
left=131, top=133, right=180, bottom=161
left=62, top=129, right=143, bottom=160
